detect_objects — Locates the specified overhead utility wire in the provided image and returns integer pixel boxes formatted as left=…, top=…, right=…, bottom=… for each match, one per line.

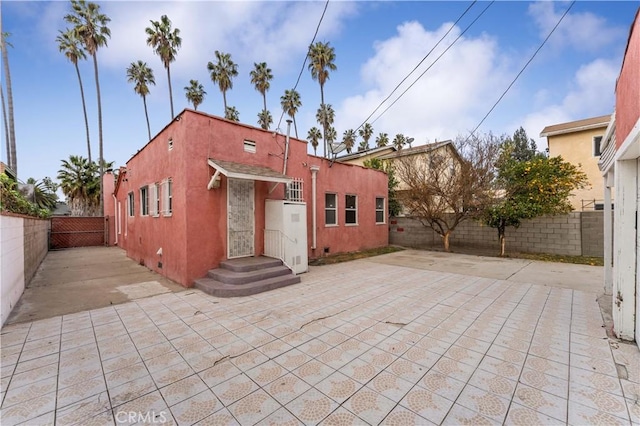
left=276, top=0, right=330, bottom=131
left=370, top=0, right=494, bottom=127
left=465, top=1, right=575, bottom=140
left=354, top=0, right=477, bottom=133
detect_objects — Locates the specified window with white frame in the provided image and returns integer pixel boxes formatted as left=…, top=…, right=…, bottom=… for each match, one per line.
left=287, top=178, right=304, bottom=202
left=149, top=183, right=159, bottom=217
left=161, top=178, right=173, bottom=216
left=375, top=197, right=385, bottom=224
left=325, top=193, right=337, bottom=226
left=593, top=136, right=603, bottom=157
left=243, top=140, right=256, bottom=153
left=140, top=186, right=149, bottom=216
left=127, top=192, right=134, bottom=217
left=345, top=194, right=357, bottom=225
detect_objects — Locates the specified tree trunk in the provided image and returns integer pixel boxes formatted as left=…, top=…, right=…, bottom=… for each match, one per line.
left=1, top=88, right=10, bottom=167
left=167, top=66, right=174, bottom=119
left=293, top=116, right=298, bottom=139
left=143, top=95, right=151, bottom=140
left=93, top=53, right=104, bottom=216
left=222, top=90, right=228, bottom=115
left=75, top=62, right=92, bottom=163
left=320, top=84, right=326, bottom=158
left=442, top=232, right=450, bottom=252
left=262, top=94, right=267, bottom=116
left=498, top=224, right=506, bottom=256
left=2, top=36, right=17, bottom=175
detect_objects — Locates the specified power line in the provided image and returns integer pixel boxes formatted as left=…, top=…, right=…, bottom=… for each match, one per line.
left=465, top=1, right=575, bottom=140
left=354, top=0, right=477, bottom=133
left=276, top=0, right=330, bottom=131
left=369, top=0, right=494, bottom=128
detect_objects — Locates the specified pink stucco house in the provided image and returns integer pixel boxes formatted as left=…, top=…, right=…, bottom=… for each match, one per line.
left=599, top=7, right=640, bottom=348
left=103, top=109, right=389, bottom=294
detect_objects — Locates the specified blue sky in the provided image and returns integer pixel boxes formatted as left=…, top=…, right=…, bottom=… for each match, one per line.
left=2, top=1, right=638, bottom=189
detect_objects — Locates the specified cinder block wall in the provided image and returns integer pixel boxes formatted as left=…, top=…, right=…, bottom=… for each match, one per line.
left=390, top=212, right=604, bottom=257
left=23, top=217, right=50, bottom=285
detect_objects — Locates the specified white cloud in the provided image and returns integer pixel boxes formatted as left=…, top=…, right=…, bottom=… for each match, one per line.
left=335, top=20, right=509, bottom=144
left=518, top=58, right=618, bottom=151
left=528, top=1, right=625, bottom=52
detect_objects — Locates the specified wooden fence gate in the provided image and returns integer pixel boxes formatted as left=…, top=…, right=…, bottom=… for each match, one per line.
left=49, top=216, right=107, bottom=249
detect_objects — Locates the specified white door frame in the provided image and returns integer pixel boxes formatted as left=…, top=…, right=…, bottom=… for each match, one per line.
left=227, top=178, right=255, bottom=258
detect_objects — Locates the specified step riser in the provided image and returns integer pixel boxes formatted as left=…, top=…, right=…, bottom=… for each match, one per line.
left=194, top=276, right=301, bottom=298
left=208, top=267, right=291, bottom=285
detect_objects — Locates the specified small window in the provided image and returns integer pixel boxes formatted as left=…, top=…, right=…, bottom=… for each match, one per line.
left=287, top=178, right=304, bottom=202
left=593, top=136, right=603, bottom=157
left=162, top=178, right=173, bottom=216
left=325, top=193, right=337, bottom=226
left=345, top=194, right=357, bottom=225
left=375, top=197, right=385, bottom=224
left=140, top=186, right=149, bottom=216
left=168, top=138, right=174, bottom=150
left=127, top=192, right=134, bottom=217
left=244, top=140, right=256, bottom=153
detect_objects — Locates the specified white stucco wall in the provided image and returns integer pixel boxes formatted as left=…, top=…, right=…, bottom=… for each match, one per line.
left=1, top=215, right=25, bottom=326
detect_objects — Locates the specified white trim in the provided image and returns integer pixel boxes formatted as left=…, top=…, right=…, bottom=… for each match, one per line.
left=613, top=116, right=640, bottom=162
left=208, top=159, right=291, bottom=184
left=375, top=196, right=386, bottom=224
left=325, top=192, right=338, bottom=226
left=540, top=120, right=610, bottom=137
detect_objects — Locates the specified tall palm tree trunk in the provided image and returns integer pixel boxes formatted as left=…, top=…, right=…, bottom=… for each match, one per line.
left=293, top=116, right=298, bottom=139
left=74, top=62, right=92, bottom=163
left=262, top=95, right=267, bottom=115
left=143, top=95, right=151, bottom=140
left=222, top=91, right=228, bottom=114
left=1, top=88, right=10, bottom=167
left=167, top=66, right=174, bottom=119
left=320, top=85, right=326, bottom=158
left=2, top=37, right=16, bottom=174
left=92, top=53, right=104, bottom=216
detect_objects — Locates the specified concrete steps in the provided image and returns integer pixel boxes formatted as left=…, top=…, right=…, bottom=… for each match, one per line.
left=194, top=256, right=300, bottom=297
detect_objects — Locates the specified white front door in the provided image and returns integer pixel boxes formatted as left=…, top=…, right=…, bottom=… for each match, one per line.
left=227, top=178, right=255, bottom=258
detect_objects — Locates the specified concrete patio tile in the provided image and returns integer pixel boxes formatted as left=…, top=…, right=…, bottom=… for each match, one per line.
left=519, top=367, right=569, bottom=399
left=169, top=389, right=221, bottom=425
left=0, top=390, right=56, bottom=426
left=284, top=388, right=338, bottom=425
left=504, top=402, right=565, bottom=425
left=108, top=375, right=156, bottom=407
left=315, top=371, right=361, bottom=404
left=568, top=382, right=630, bottom=418
left=210, top=372, right=258, bottom=406
left=513, top=382, right=567, bottom=422
left=264, top=373, right=312, bottom=406
left=456, top=384, right=511, bottom=424
left=567, top=399, right=631, bottom=425
left=57, top=375, right=107, bottom=410
left=56, top=391, right=111, bottom=425
left=227, top=389, right=281, bottom=425
left=442, top=403, right=500, bottom=425
left=318, top=406, right=363, bottom=425
left=399, top=385, right=454, bottom=425
left=342, top=387, right=397, bottom=425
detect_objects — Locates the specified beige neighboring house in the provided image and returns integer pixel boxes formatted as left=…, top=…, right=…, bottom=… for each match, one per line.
left=540, top=114, right=612, bottom=210
left=333, top=145, right=397, bottom=167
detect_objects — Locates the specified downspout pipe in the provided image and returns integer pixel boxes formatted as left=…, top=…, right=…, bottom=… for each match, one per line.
left=310, top=165, right=320, bottom=250
left=112, top=194, right=118, bottom=245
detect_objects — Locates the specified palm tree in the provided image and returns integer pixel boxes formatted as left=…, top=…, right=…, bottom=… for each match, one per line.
left=126, top=60, right=156, bottom=140
left=315, top=104, right=335, bottom=150
left=307, top=127, right=322, bottom=156
left=57, top=28, right=92, bottom=163
left=358, top=140, right=368, bottom=152
left=376, top=132, right=389, bottom=147
left=1, top=32, right=16, bottom=175
left=57, top=155, right=99, bottom=216
left=184, top=79, right=206, bottom=111
left=342, top=129, right=356, bottom=154
left=145, top=15, right=181, bottom=119
left=1, top=86, right=10, bottom=167
left=64, top=0, right=111, bottom=216
left=325, top=127, right=337, bottom=154
left=393, top=133, right=406, bottom=151
left=207, top=51, right=238, bottom=115
left=250, top=62, right=273, bottom=114
left=25, top=177, right=58, bottom=210
left=308, top=41, right=337, bottom=157
left=225, top=106, right=239, bottom=122
left=257, top=109, right=272, bottom=130
left=358, top=123, right=373, bottom=151
left=280, top=89, right=302, bottom=138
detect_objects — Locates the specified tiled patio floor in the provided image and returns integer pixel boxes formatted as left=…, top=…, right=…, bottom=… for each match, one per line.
left=1, top=260, right=639, bottom=425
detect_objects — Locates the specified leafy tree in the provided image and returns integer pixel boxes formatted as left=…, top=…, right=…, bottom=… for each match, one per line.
left=315, top=103, right=335, bottom=151
left=342, top=129, right=356, bottom=154
left=280, top=89, right=301, bottom=138
left=208, top=50, right=238, bottom=115
left=392, top=134, right=406, bottom=151
left=225, top=106, right=239, bottom=122
left=57, top=28, right=91, bottom=162
left=0, top=174, right=50, bottom=218
left=126, top=60, right=156, bottom=140
left=145, top=15, right=181, bottom=119
left=250, top=62, right=273, bottom=114
left=484, top=139, right=588, bottom=256
left=325, top=126, right=337, bottom=152
left=257, top=109, right=272, bottom=130
left=65, top=0, right=111, bottom=216
left=395, top=134, right=502, bottom=251
left=504, top=126, right=542, bottom=162
left=358, top=123, right=373, bottom=151
left=307, top=127, right=322, bottom=156
left=363, top=158, right=401, bottom=217
left=376, top=132, right=389, bottom=147
left=308, top=41, right=337, bottom=157
left=24, top=177, right=58, bottom=210
left=184, top=79, right=206, bottom=111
